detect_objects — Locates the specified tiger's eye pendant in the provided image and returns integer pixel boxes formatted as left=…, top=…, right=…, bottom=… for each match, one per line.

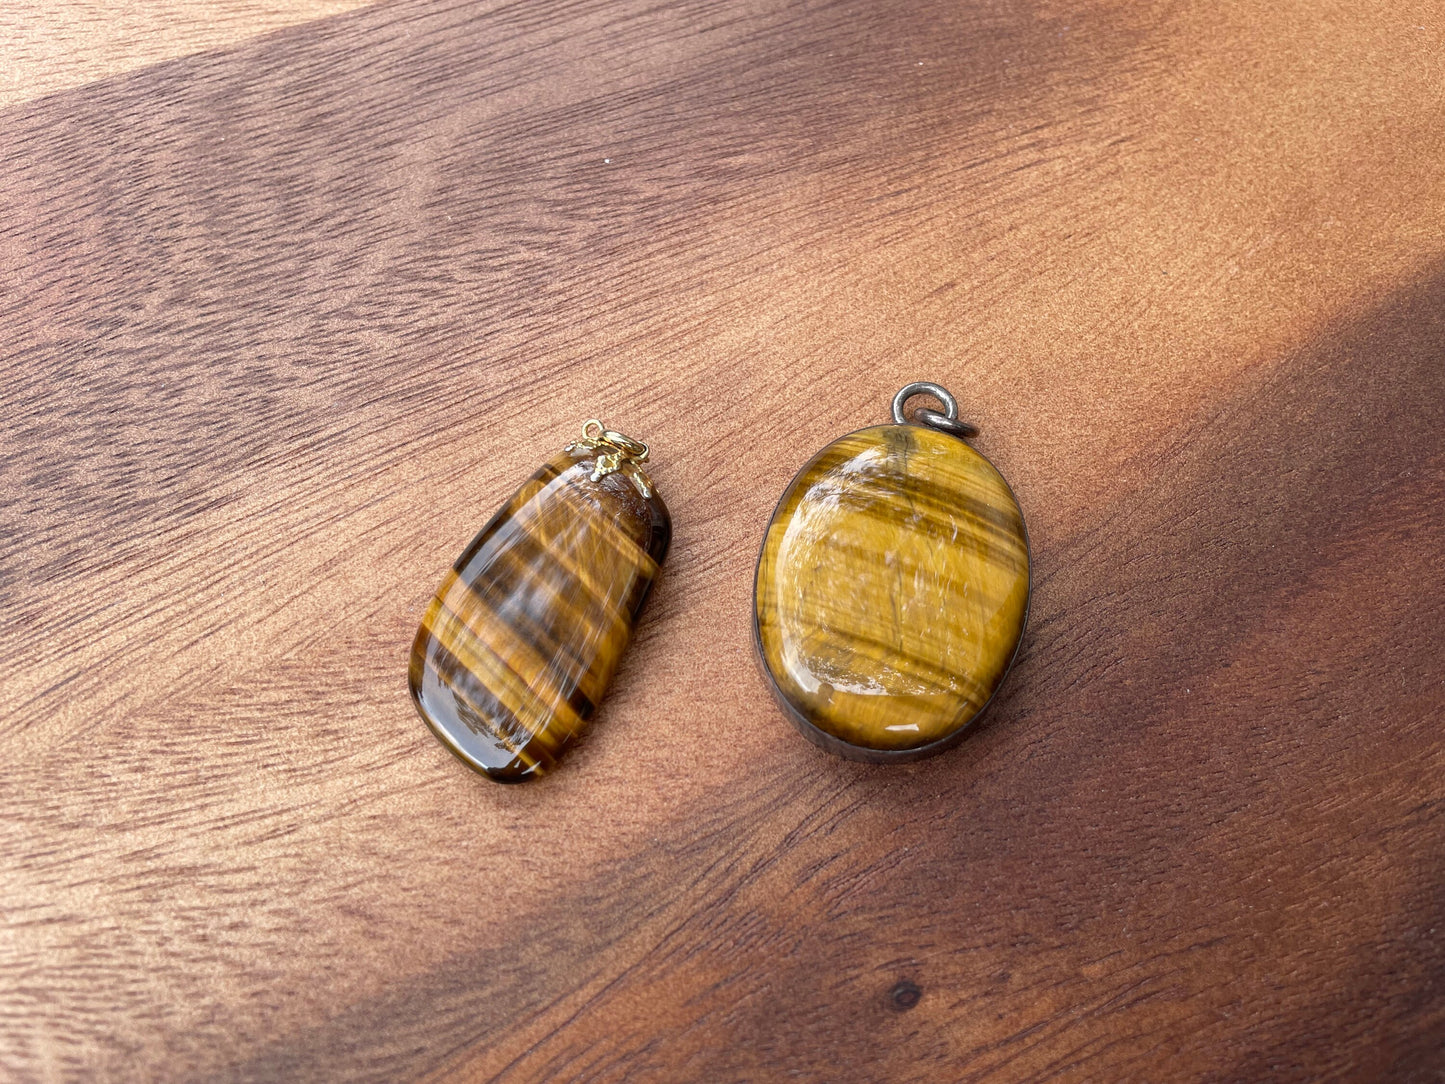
left=753, top=383, right=1030, bottom=762
left=409, top=421, right=669, bottom=782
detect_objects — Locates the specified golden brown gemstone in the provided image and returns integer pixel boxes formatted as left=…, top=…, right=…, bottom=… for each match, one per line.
left=754, top=424, right=1029, bottom=761
left=409, top=445, right=669, bottom=782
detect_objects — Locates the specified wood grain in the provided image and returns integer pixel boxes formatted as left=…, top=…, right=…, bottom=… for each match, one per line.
left=0, top=2, right=376, bottom=107
left=2, top=0, right=1442, bottom=1080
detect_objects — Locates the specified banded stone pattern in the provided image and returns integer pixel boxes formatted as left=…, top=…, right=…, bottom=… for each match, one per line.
left=409, top=447, right=670, bottom=781
left=755, top=424, right=1029, bottom=759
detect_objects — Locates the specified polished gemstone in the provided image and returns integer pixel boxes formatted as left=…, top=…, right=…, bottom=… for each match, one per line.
left=754, top=424, right=1029, bottom=760
left=409, top=446, right=669, bottom=781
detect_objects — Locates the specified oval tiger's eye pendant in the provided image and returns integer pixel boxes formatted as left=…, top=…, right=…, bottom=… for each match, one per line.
left=754, top=383, right=1030, bottom=762
left=409, top=421, right=669, bottom=782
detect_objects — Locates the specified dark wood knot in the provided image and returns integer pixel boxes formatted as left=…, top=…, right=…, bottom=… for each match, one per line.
left=887, top=980, right=922, bottom=1012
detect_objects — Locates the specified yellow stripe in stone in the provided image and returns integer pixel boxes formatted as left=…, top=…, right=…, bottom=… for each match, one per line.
left=504, top=473, right=659, bottom=621
left=422, top=591, right=582, bottom=743
left=433, top=569, right=596, bottom=711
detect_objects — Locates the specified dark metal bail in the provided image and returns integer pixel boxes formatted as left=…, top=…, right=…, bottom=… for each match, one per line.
left=890, top=381, right=979, bottom=439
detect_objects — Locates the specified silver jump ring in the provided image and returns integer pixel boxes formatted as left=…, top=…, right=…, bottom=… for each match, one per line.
left=891, top=382, right=976, bottom=439
left=914, top=408, right=979, bottom=439
left=892, top=381, right=957, bottom=423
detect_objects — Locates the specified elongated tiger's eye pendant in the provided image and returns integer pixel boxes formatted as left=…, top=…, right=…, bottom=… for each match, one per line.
left=754, top=383, right=1030, bottom=762
left=409, top=421, right=669, bottom=782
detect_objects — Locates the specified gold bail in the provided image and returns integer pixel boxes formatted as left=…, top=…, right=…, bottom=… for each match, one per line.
left=571, top=420, right=653, bottom=493
left=580, top=419, right=649, bottom=463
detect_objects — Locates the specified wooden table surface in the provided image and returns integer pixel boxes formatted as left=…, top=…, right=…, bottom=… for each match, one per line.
left=3, top=1, right=1443, bottom=1080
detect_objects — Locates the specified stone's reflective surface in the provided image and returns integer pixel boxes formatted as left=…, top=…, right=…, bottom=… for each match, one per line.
left=754, top=424, right=1029, bottom=760
left=410, top=448, right=669, bottom=782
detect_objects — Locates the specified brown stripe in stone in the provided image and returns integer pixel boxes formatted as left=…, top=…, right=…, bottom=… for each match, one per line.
left=422, top=596, right=581, bottom=737
left=434, top=575, right=598, bottom=722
